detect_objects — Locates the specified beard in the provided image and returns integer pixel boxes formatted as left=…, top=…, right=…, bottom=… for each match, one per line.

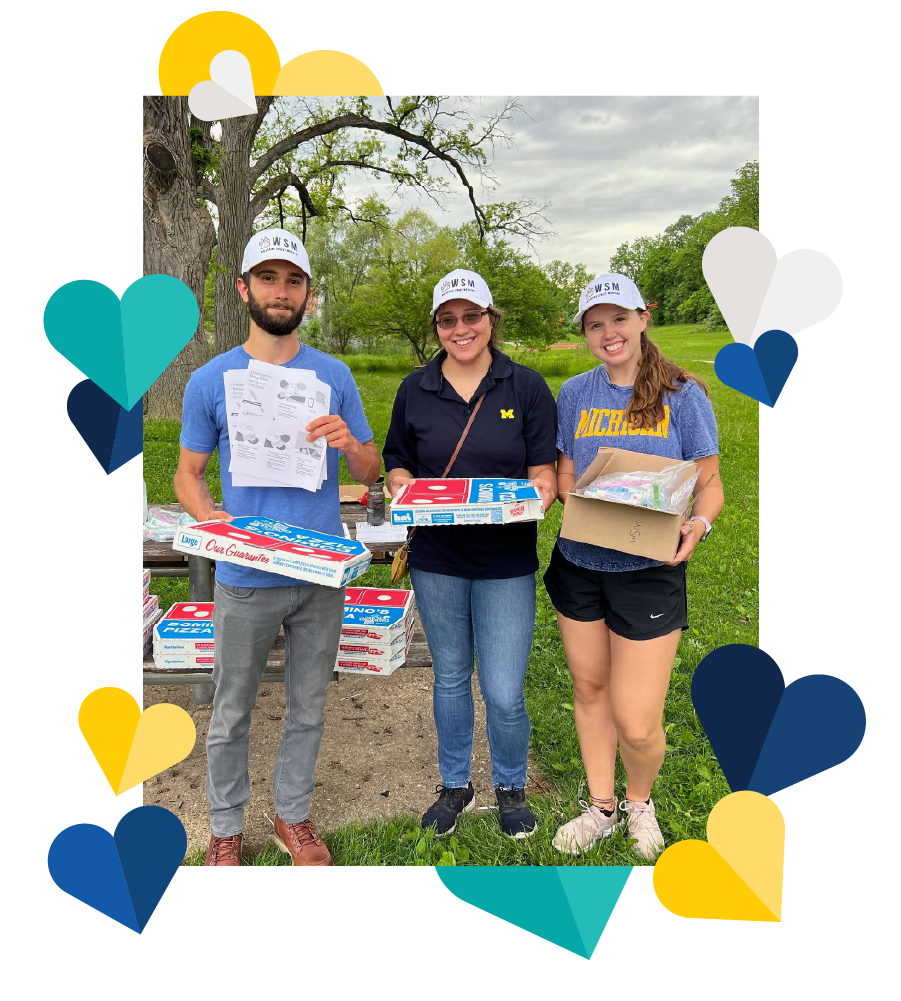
left=245, top=287, right=306, bottom=336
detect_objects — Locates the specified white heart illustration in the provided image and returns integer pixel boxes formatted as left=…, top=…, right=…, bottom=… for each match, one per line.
left=188, top=50, right=257, bottom=122
left=702, top=228, right=776, bottom=346
left=751, top=249, right=842, bottom=343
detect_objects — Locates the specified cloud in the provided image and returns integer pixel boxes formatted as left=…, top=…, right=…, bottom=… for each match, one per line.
left=284, top=96, right=758, bottom=274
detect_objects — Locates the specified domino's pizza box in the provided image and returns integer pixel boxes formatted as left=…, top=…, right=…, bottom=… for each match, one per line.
left=143, top=594, right=160, bottom=625
left=341, top=612, right=414, bottom=650
left=143, top=607, right=163, bottom=657
left=335, top=630, right=413, bottom=676
left=338, top=614, right=415, bottom=657
left=153, top=602, right=215, bottom=655
left=152, top=653, right=216, bottom=671
left=143, top=569, right=151, bottom=601
left=173, top=516, right=372, bottom=588
left=341, top=588, right=414, bottom=643
left=390, top=479, right=543, bottom=527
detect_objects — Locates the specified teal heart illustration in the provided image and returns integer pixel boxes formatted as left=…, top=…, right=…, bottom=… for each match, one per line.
left=44, top=275, right=199, bottom=410
left=436, top=866, right=632, bottom=958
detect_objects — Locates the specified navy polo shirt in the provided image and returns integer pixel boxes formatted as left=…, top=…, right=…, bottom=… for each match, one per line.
left=383, top=350, right=557, bottom=579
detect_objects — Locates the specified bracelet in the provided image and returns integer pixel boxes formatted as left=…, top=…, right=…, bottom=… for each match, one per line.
left=691, top=515, right=712, bottom=539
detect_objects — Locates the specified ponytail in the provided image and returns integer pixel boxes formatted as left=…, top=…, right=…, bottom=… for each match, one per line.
left=625, top=318, right=709, bottom=429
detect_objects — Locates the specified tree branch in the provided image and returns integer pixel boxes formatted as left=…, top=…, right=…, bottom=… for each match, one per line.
left=199, top=179, right=219, bottom=205
left=306, top=159, right=419, bottom=185
left=251, top=112, right=489, bottom=238
left=249, top=172, right=318, bottom=221
left=335, top=204, right=391, bottom=229
left=251, top=97, right=275, bottom=137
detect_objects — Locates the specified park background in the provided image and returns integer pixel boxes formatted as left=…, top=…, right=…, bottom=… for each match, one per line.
left=142, top=94, right=759, bottom=864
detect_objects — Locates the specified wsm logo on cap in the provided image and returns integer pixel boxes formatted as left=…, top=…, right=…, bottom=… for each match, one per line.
left=259, top=237, right=271, bottom=251
left=590, top=280, right=620, bottom=298
left=443, top=278, right=476, bottom=293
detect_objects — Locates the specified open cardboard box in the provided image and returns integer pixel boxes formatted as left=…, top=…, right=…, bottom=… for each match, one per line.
left=339, top=483, right=394, bottom=503
left=560, top=447, right=697, bottom=562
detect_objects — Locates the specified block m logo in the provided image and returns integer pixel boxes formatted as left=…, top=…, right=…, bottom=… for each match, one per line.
left=500, top=409, right=515, bottom=419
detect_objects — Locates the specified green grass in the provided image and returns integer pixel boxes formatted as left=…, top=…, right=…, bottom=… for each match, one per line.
left=145, top=324, right=757, bottom=866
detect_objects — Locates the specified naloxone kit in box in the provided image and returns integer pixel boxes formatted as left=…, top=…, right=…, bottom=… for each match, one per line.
left=561, top=447, right=698, bottom=562
left=390, top=479, right=543, bottom=526
left=173, top=516, right=371, bottom=587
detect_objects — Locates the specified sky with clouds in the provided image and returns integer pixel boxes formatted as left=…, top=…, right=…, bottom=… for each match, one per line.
left=304, top=95, right=758, bottom=275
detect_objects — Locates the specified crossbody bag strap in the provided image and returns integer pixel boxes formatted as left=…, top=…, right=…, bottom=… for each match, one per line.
left=405, top=391, right=487, bottom=548
left=441, top=391, right=487, bottom=477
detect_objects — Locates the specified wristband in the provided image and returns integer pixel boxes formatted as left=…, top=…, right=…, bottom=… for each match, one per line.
left=691, top=515, right=712, bottom=540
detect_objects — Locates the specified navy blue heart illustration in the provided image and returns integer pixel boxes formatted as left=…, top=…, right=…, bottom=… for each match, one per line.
left=48, top=806, right=186, bottom=933
left=691, top=644, right=866, bottom=796
left=67, top=379, right=142, bottom=474
left=714, top=329, right=798, bottom=406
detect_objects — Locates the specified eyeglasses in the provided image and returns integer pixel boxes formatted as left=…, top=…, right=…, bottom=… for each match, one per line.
left=436, top=310, right=489, bottom=330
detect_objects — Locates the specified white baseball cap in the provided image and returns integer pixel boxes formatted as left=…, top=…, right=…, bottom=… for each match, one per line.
left=432, top=269, right=493, bottom=315
left=241, top=228, right=311, bottom=279
left=574, top=273, right=646, bottom=324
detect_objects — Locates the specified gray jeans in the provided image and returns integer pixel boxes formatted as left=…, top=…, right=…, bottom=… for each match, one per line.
left=207, top=580, right=346, bottom=836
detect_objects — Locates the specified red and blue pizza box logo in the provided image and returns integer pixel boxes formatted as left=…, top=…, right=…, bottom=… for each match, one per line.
left=173, top=516, right=371, bottom=587
left=391, top=478, right=542, bottom=527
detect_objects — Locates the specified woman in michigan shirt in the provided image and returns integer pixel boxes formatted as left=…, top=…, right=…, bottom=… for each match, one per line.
left=546, top=273, right=724, bottom=860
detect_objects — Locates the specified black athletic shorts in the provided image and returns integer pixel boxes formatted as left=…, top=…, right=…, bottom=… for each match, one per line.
left=543, top=544, right=688, bottom=641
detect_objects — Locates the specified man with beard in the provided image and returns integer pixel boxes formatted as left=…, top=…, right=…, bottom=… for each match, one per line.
left=174, top=229, right=381, bottom=866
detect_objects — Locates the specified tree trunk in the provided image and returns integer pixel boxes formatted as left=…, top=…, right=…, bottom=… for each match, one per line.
left=213, top=109, right=262, bottom=355
left=143, top=97, right=216, bottom=419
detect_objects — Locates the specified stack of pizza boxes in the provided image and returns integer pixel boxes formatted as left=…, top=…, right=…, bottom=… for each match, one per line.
left=142, top=569, right=163, bottom=657
left=152, top=602, right=216, bottom=670
left=336, top=587, right=415, bottom=676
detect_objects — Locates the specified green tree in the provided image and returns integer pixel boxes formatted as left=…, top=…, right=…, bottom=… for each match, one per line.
left=545, top=259, right=595, bottom=332
left=722, top=160, right=759, bottom=228
left=609, top=235, right=659, bottom=283
left=143, top=96, right=549, bottom=416
left=361, top=210, right=459, bottom=363
left=302, top=196, right=392, bottom=354
left=605, top=160, right=758, bottom=329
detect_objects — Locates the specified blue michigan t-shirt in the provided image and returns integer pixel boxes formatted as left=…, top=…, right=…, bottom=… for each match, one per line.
left=180, top=344, right=373, bottom=588
left=557, top=363, right=718, bottom=572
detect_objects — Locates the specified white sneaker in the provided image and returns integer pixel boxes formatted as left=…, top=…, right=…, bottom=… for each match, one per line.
left=620, top=798, right=664, bottom=859
left=552, top=800, right=620, bottom=855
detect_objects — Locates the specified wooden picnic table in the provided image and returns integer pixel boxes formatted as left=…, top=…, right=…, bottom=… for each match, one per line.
left=143, top=501, right=429, bottom=704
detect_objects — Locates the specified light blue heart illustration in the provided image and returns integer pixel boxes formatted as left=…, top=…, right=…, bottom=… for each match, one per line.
left=44, top=275, right=199, bottom=410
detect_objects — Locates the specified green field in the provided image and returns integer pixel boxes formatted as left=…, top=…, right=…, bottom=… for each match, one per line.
left=145, top=325, right=758, bottom=866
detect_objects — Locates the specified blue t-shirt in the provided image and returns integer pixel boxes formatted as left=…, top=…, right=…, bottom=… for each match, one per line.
left=180, top=344, right=373, bottom=588
left=556, top=364, right=718, bottom=572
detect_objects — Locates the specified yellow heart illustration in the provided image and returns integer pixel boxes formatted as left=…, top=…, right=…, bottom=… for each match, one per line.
left=653, top=791, right=784, bottom=922
left=158, top=16, right=384, bottom=98
left=78, top=688, right=196, bottom=795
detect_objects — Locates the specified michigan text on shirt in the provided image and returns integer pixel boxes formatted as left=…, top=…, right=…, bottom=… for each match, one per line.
left=574, top=405, right=670, bottom=439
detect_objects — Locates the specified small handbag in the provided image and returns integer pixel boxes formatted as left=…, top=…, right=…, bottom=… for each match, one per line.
left=390, top=392, right=487, bottom=585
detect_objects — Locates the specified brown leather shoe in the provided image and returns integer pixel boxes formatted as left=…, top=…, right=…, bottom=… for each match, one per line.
left=205, top=833, right=243, bottom=866
left=273, top=815, right=333, bottom=866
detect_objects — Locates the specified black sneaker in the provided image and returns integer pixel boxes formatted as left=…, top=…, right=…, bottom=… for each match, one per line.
left=495, top=787, right=537, bottom=839
left=421, top=783, right=475, bottom=836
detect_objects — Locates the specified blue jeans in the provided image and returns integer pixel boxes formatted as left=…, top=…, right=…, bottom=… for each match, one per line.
left=410, top=569, right=536, bottom=789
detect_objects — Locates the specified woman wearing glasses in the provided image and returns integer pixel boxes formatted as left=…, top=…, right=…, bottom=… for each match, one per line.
left=383, top=269, right=558, bottom=840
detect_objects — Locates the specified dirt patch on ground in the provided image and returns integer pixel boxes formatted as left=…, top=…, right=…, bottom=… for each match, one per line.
left=144, top=666, right=550, bottom=855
